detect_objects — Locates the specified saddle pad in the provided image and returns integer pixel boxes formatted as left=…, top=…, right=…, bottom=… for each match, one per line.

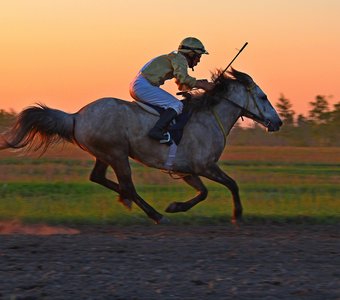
left=134, top=101, right=160, bottom=116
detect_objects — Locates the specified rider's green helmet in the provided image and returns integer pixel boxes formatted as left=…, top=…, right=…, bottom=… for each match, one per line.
left=178, top=37, right=209, bottom=55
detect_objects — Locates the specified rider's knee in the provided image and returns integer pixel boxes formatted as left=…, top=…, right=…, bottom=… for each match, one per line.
left=171, top=101, right=183, bottom=114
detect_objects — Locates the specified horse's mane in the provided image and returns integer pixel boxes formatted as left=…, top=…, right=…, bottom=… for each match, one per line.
left=183, top=68, right=252, bottom=112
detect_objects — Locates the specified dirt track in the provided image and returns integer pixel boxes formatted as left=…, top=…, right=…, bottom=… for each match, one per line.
left=0, top=224, right=339, bottom=300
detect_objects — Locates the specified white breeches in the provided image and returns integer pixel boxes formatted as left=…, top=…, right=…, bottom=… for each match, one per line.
left=129, top=74, right=183, bottom=115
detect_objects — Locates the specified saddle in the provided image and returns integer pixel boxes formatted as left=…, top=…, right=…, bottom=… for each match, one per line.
left=135, top=101, right=192, bottom=145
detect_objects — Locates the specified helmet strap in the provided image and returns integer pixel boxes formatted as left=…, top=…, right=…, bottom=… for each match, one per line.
left=183, top=52, right=197, bottom=69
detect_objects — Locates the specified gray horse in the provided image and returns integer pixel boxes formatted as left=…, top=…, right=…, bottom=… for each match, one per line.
left=0, top=68, right=282, bottom=224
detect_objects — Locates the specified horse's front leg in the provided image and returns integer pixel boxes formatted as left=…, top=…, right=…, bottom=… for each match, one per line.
left=166, top=174, right=208, bottom=213
left=201, top=164, right=243, bottom=223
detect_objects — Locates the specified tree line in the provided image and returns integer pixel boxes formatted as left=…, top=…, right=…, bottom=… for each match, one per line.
left=0, top=109, right=16, bottom=132
left=0, top=95, right=339, bottom=147
left=229, top=95, right=340, bottom=147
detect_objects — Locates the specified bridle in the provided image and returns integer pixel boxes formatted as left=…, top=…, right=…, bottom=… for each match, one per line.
left=211, top=82, right=270, bottom=146
left=225, top=83, right=267, bottom=124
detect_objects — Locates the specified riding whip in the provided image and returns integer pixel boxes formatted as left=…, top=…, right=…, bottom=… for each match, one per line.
left=218, top=42, right=248, bottom=80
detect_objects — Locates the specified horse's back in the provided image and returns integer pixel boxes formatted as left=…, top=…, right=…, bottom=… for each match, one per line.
left=75, top=98, right=133, bottom=144
left=75, top=97, right=153, bottom=144
left=78, top=97, right=133, bottom=113
left=74, top=97, right=173, bottom=167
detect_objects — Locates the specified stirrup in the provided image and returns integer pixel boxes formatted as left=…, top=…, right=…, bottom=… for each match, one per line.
left=160, top=132, right=171, bottom=144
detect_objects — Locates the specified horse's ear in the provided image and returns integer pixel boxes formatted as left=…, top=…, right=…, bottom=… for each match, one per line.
left=211, top=69, right=221, bottom=82
left=226, top=68, right=236, bottom=79
left=228, top=67, right=239, bottom=78
left=229, top=68, right=252, bottom=84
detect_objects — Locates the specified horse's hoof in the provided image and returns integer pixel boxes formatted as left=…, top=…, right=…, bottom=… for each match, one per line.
left=165, top=202, right=180, bottom=213
left=156, top=216, right=171, bottom=224
left=231, top=217, right=244, bottom=226
left=118, top=197, right=133, bottom=210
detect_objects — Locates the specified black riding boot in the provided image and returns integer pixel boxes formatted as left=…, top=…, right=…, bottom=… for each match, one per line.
left=148, top=108, right=177, bottom=142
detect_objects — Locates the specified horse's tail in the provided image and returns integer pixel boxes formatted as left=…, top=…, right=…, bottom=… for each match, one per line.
left=0, top=103, right=75, bottom=154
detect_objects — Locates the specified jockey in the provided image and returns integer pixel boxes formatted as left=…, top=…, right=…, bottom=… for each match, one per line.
left=130, top=37, right=215, bottom=142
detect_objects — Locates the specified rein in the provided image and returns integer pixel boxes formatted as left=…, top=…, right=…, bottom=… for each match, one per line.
left=226, top=83, right=265, bottom=121
left=211, top=83, right=267, bottom=146
left=211, top=108, right=227, bottom=147
left=245, top=84, right=268, bottom=124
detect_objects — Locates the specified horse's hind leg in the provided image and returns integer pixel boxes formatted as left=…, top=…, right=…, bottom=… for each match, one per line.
left=165, top=174, right=208, bottom=213
left=89, top=158, right=132, bottom=209
left=110, top=156, right=164, bottom=224
left=201, top=164, right=243, bottom=223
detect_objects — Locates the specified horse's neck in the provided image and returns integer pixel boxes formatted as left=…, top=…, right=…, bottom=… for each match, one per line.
left=187, top=100, right=241, bottom=157
left=212, top=100, right=241, bottom=135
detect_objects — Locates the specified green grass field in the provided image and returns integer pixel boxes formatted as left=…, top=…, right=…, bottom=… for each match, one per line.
left=0, top=146, right=339, bottom=225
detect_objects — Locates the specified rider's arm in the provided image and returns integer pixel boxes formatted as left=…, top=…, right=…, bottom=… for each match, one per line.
left=170, top=53, right=214, bottom=91
left=171, top=52, right=197, bottom=89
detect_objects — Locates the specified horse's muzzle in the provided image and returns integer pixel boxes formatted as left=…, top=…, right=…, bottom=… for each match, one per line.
left=266, top=119, right=283, bottom=132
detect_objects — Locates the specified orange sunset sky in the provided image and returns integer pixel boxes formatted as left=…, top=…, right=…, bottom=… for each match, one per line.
left=1, top=0, right=339, bottom=116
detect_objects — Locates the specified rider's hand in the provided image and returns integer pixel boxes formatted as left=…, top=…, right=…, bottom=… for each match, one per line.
left=195, top=79, right=215, bottom=91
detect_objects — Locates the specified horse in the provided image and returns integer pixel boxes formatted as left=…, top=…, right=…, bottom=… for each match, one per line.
left=0, top=68, right=282, bottom=224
